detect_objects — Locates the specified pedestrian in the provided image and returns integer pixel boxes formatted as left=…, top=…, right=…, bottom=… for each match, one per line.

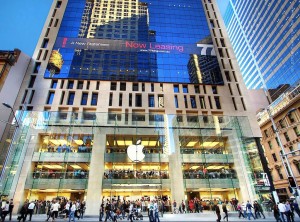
left=222, top=201, right=228, bottom=221
left=8, top=199, right=14, bottom=221
left=246, top=200, right=256, bottom=220
left=154, top=200, right=160, bottom=222
left=181, top=200, right=186, bottom=213
left=18, top=201, right=28, bottom=222
left=274, top=204, right=281, bottom=222
left=257, top=201, right=266, bottom=219
left=293, top=200, right=300, bottom=218
left=99, top=202, right=104, bottom=221
left=160, top=200, right=164, bottom=217
left=278, top=201, right=287, bottom=222
left=69, top=201, right=76, bottom=222
left=215, top=204, right=221, bottom=222
left=104, top=200, right=114, bottom=222
left=237, top=203, right=245, bottom=218
left=285, top=200, right=293, bottom=222
left=80, top=201, right=86, bottom=219
left=1, top=200, right=10, bottom=222
left=149, top=200, right=154, bottom=222
left=51, top=200, right=60, bottom=222
left=254, top=201, right=261, bottom=218
left=172, top=200, right=177, bottom=214
left=27, top=201, right=35, bottom=221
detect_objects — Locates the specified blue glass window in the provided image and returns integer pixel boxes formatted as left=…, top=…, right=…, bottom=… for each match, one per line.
left=67, top=92, right=75, bottom=105
left=47, top=92, right=55, bottom=104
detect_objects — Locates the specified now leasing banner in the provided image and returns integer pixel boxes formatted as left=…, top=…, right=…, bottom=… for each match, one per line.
left=55, top=37, right=216, bottom=55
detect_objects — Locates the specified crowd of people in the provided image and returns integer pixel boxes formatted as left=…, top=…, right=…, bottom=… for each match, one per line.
left=183, top=168, right=237, bottom=179
left=104, top=170, right=169, bottom=180
left=43, top=144, right=92, bottom=153
left=32, top=169, right=89, bottom=179
left=213, top=199, right=300, bottom=222
left=1, top=196, right=300, bottom=222
left=14, top=198, right=86, bottom=222
left=99, top=198, right=164, bottom=222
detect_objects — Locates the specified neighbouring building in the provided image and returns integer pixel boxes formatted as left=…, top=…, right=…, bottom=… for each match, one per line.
left=257, top=86, right=300, bottom=201
left=217, top=0, right=300, bottom=101
left=0, top=49, right=30, bottom=170
left=0, top=0, right=272, bottom=215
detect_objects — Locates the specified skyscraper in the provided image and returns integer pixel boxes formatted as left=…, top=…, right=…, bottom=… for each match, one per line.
left=0, top=0, right=272, bottom=215
left=218, top=0, right=300, bottom=101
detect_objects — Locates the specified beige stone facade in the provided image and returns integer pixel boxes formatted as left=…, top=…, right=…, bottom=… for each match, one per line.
left=0, top=0, right=272, bottom=216
left=258, top=87, right=300, bottom=200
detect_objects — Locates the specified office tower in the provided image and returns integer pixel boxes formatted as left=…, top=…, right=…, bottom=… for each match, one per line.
left=0, top=0, right=272, bottom=215
left=218, top=0, right=299, bottom=101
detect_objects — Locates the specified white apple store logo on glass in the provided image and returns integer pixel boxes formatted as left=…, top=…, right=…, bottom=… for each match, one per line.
left=127, top=139, right=145, bottom=162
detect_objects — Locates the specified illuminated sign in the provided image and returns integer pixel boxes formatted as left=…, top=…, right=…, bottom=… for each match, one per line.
left=127, top=140, right=145, bottom=162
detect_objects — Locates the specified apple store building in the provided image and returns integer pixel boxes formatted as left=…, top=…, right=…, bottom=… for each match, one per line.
left=0, top=111, right=270, bottom=214
left=0, top=0, right=272, bottom=215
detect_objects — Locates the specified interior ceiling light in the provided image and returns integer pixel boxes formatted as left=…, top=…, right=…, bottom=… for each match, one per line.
left=186, top=141, right=197, bottom=147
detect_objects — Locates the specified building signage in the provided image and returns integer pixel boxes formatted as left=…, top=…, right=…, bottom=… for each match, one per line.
left=127, top=140, right=145, bottom=162
left=55, top=37, right=215, bottom=55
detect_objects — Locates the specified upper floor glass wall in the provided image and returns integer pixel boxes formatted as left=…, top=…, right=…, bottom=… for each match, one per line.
left=45, top=0, right=223, bottom=84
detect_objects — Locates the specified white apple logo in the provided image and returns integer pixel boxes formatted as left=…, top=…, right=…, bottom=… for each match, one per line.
left=127, top=140, right=145, bottom=162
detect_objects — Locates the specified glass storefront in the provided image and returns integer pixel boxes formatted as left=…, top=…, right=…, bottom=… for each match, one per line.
left=0, top=111, right=271, bottom=211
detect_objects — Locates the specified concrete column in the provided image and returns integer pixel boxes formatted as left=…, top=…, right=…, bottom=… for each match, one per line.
left=167, top=118, right=185, bottom=205
left=85, top=128, right=105, bottom=215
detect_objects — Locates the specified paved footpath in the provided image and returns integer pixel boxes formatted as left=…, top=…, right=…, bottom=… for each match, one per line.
left=8, top=212, right=300, bottom=222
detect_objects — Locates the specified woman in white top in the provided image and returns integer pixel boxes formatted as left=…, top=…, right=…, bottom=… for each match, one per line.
left=1, top=201, right=10, bottom=222
left=51, top=200, right=60, bottom=222
left=69, top=201, right=77, bottom=222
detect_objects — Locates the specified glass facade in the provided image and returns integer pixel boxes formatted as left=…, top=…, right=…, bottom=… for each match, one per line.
left=218, top=0, right=300, bottom=100
left=45, top=0, right=223, bottom=84
left=0, top=111, right=271, bottom=208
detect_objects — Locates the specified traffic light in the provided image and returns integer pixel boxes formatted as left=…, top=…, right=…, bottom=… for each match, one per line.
left=288, top=176, right=297, bottom=188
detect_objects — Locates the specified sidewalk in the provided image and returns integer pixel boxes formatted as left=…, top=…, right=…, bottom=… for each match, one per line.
left=8, top=212, right=300, bottom=222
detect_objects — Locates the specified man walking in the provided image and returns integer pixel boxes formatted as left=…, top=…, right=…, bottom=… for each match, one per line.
left=278, top=201, right=287, bottom=222
left=222, top=202, right=228, bottom=221
left=69, top=201, right=77, bottom=222
left=1, top=200, right=10, bottom=222
left=215, top=204, right=221, bottom=222
left=154, top=200, right=160, bottom=222
left=246, top=200, right=256, bottom=220
left=27, top=201, right=35, bottom=221
left=99, top=202, right=104, bottom=221
left=8, top=199, right=14, bottom=221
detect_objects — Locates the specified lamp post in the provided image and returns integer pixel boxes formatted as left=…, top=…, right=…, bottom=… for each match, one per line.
left=266, top=107, right=300, bottom=203
left=2, top=103, right=19, bottom=127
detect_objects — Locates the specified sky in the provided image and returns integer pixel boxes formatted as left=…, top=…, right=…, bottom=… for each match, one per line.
left=216, top=0, right=230, bottom=17
left=0, top=0, right=52, bottom=56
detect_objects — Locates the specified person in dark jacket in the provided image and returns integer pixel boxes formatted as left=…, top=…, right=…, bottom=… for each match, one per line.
left=18, top=201, right=28, bottom=222
left=274, top=204, right=281, bottom=222
left=222, top=202, right=228, bottom=221
left=8, top=199, right=14, bottom=221
left=215, top=204, right=221, bottom=222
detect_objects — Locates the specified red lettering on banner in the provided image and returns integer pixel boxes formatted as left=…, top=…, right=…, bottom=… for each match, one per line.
left=126, top=41, right=147, bottom=49
left=62, top=38, right=68, bottom=48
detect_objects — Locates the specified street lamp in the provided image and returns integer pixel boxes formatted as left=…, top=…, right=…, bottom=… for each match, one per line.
left=266, top=107, right=300, bottom=201
left=2, top=103, right=19, bottom=127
